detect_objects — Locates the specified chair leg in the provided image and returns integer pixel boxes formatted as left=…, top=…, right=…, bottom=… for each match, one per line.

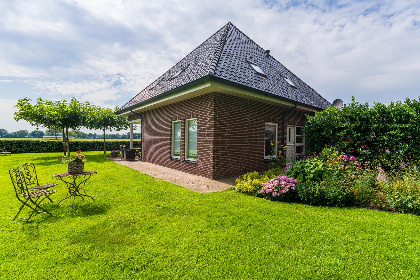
left=31, top=197, right=53, bottom=216
left=13, top=199, right=29, bottom=221
left=46, top=195, right=54, bottom=203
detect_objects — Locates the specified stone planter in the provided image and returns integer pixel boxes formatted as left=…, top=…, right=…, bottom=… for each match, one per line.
left=68, top=161, right=84, bottom=174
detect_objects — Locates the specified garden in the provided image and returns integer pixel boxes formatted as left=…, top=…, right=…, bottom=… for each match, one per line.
left=236, top=98, right=420, bottom=215
left=2, top=152, right=420, bottom=279
left=2, top=98, right=420, bottom=279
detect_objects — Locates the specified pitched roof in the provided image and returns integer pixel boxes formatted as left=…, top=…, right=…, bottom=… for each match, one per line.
left=117, top=22, right=330, bottom=114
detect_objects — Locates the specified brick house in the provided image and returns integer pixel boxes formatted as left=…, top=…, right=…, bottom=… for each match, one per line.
left=116, top=22, right=330, bottom=179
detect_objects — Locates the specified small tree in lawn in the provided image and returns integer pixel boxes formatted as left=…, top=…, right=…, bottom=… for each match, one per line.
left=87, top=106, right=129, bottom=154
left=14, top=97, right=91, bottom=155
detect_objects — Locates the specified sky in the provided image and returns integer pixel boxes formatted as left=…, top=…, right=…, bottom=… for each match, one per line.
left=1, top=0, right=419, bottom=134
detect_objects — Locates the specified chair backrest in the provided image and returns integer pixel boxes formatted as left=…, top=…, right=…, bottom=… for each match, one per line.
left=9, top=169, right=29, bottom=197
left=17, top=163, right=39, bottom=187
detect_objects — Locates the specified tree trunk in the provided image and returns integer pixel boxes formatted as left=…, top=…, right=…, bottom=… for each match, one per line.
left=66, top=127, right=70, bottom=156
left=62, top=128, right=66, bottom=155
left=103, top=128, right=106, bottom=154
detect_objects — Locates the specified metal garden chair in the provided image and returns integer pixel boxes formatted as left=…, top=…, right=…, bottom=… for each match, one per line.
left=17, top=163, right=58, bottom=190
left=9, top=169, right=56, bottom=222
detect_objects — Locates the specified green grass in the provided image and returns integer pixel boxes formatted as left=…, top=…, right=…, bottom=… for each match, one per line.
left=1, top=152, right=420, bottom=279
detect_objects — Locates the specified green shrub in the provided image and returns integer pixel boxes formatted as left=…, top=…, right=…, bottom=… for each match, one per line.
left=305, top=97, right=420, bottom=171
left=374, top=166, right=420, bottom=214
left=285, top=157, right=327, bottom=182
left=296, top=181, right=356, bottom=207
left=351, top=170, right=378, bottom=206
left=0, top=139, right=132, bottom=153
left=286, top=147, right=378, bottom=207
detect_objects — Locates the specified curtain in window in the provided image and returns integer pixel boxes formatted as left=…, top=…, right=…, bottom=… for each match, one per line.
left=173, top=121, right=181, bottom=157
left=187, top=119, right=197, bottom=159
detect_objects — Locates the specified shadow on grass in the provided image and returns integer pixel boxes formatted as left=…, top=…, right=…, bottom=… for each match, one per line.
left=15, top=202, right=110, bottom=228
left=56, top=202, right=109, bottom=217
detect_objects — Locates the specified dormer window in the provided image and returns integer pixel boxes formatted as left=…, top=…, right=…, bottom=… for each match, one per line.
left=249, top=62, right=266, bottom=76
left=171, top=64, right=189, bottom=80
left=284, top=77, right=297, bottom=89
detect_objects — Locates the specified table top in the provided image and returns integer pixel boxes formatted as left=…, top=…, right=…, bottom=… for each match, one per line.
left=53, top=171, right=97, bottom=177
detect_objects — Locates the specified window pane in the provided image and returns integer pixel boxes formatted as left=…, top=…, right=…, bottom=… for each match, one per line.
left=296, top=136, right=304, bottom=144
left=296, top=126, right=303, bottom=135
left=173, top=122, right=181, bottom=156
left=296, top=145, right=304, bottom=154
left=265, top=123, right=277, bottom=157
left=187, top=119, right=197, bottom=159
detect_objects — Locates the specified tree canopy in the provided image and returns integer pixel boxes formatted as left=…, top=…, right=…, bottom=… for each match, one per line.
left=14, top=97, right=128, bottom=155
left=87, top=106, right=129, bottom=153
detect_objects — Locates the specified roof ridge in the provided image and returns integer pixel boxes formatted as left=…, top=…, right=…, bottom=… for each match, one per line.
left=208, top=22, right=232, bottom=75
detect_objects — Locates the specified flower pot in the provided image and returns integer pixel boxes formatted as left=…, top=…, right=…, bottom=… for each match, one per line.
left=68, top=161, right=84, bottom=174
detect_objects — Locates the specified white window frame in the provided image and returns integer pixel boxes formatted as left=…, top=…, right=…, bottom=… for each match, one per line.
left=264, top=122, right=278, bottom=160
left=171, top=120, right=181, bottom=159
left=185, top=118, right=197, bottom=162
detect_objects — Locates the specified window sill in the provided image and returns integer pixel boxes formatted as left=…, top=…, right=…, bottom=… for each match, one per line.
left=184, top=159, right=197, bottom=164
left=264, top=157, right=277, bottom=162
left=171, top=157, right=181, bottom=161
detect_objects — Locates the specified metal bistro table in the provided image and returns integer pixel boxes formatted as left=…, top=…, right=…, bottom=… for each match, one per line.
left=53, top=171, right=97, bottom=208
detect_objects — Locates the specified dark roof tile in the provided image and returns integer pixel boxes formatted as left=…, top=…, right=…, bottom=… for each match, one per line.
left=117, top=22, right=330, bottom=114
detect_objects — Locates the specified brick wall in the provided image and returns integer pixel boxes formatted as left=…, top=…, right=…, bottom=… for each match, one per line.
left=138, top=92, right=308, bottom=179
left=141, top=93, right=216, bottom=178
left=212, top=93, right=306, bottom=178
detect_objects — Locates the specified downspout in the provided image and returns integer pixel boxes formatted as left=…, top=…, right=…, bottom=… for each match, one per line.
left=282, top=104, right=297, bottom=148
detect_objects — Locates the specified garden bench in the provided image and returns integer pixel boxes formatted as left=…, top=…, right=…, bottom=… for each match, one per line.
left=0, top=149, right=11, bottom=156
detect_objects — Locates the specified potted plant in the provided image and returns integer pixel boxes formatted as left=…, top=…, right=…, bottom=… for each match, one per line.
left=62, top=150, right=86, bottom=174
left=110, top=150, right=120, bottom=157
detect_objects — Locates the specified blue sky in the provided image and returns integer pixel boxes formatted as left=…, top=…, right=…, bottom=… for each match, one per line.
left=1, top=0, right=419, bottom=133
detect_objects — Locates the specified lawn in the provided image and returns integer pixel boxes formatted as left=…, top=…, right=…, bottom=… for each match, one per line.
left=1, top=152, right=420, bottom=279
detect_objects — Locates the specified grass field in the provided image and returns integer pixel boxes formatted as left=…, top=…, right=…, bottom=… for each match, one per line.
left=1, top=152, right=420, bottom=279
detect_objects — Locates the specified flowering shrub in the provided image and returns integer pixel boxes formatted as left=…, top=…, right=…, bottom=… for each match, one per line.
left=260, top=176, right=297, bottom=201
left=62, top=150, right=86, bottom=163
left=110, top=150, right=120, bottom=156
left=235, top=170, right=279, bottom=195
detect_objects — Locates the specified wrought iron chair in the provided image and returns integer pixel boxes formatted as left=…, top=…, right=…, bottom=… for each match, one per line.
left=9, top=169, right=56, bottom=222
left=17, top=163, right=58, bottom=190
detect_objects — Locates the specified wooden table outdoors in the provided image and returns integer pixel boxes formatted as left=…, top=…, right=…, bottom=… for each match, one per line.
left=53, top=171, right=97, bottom=208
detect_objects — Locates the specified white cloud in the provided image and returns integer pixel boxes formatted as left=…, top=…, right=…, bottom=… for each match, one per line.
left=0, top=0, right=419, bottom=130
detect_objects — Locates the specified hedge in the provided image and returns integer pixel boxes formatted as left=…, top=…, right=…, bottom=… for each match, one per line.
left=0, top=139, right=135, bottom=153
left=305, top=97, right=420, bottom=170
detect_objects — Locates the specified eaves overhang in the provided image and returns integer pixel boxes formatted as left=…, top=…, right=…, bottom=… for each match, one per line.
left=116, top=75, right=322, bottom=118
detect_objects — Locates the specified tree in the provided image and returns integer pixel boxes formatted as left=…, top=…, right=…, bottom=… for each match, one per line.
left=14, top=130, right=29, bottom=138
left=45, top=128, right=61, bottom=139
left=87, top=106, right=129, bottom=153
left=14, top=97, right=91, bottom=155
left=0, top=129, right=8, bottom=138
left=29, top=129, right=44, bottom=138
